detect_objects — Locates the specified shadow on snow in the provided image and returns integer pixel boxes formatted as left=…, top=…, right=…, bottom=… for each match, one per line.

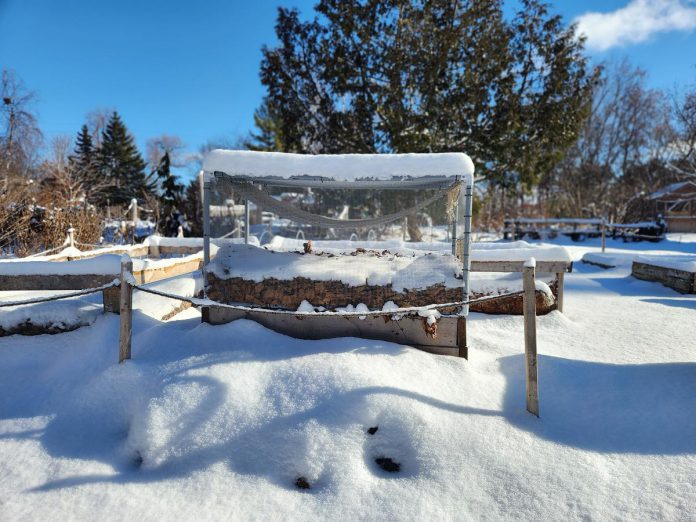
left=2, top=316, right=695, bottom=493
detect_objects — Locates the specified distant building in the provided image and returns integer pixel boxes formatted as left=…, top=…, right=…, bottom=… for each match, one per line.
left=649, top=181, right=696, bottom=233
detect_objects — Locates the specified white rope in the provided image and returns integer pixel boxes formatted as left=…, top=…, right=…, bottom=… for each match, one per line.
left=25, top=245, right=66, bottom=258
left=225, top=180, right=458, bottom=230
left=131, top=282, right=523, bottom=318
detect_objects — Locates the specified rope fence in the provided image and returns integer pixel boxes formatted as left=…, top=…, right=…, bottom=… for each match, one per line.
left=130, top=281, right=526, bottom=318
left=0, top=254, right=540, bottom=416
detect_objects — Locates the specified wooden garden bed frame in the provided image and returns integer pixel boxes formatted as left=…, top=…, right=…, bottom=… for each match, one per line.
left=200, top=151, right=476, bottom=349
left=0, top=253, right=205, bottom=313
left=632, top=261, right=696, bottom=294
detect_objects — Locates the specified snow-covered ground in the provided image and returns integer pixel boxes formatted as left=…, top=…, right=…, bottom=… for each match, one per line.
left=0, top=234, right=695, bottom=520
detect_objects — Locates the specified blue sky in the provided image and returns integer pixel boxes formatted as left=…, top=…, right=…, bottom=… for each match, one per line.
left=2, top=0, right=696, bottom=180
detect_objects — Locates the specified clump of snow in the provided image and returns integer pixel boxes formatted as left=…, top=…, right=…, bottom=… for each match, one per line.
left=355, top=303, right=369, bottom=320
left=635, top=255, right=696, bottom=272
left=297, top=300, right=315, bottom=313
left=382, top=300, right=403, bottom=320
left=417, top=308, right=441, bottom=325
left=335, top=303, right=370, bottom=320
left=535, top=280, right=553, bottom=296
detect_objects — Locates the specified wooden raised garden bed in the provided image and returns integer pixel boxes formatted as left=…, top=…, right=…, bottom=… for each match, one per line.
left=632, top=261, right=696, bottom=294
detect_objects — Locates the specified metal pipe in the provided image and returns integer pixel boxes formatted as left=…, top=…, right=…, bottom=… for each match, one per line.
left=244, top=197, right=250, bottom=245
left=451, top=204, right=458, bottom=255
left=461, top=179, right=474, bottom=317
left=202, top=178, right=211, bottom=297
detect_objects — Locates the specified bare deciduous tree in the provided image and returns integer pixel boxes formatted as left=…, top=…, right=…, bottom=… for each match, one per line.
left=542, top=59, right=675, bottom=221
left=670, top=88, right=696, bottom=179
left=1, top=69, right=43, bottom=186
left=146, top=134, right=188, bottom=170
left=85, top=107, right=113, bottom=148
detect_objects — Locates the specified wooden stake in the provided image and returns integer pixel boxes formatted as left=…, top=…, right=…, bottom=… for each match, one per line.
left=456, top=316, right=468, bottom=359
left=523, top=262, right=539, bottom=417
left=119, top=257, right=133, bottom=363
left=556, top=271, right=564, bottom=313
left=67, top=226, right=75, bottom=249
left=601, top=218, right=606, bottom=253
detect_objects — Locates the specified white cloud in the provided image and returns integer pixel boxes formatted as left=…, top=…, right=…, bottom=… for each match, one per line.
left=575, top=0, right=696, bottom=51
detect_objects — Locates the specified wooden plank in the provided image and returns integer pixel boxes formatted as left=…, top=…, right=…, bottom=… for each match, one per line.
left=471, top=260, right=571, bottom=273
left=0, top=256, right=201, bottom=308
left=632, top=262, right=696, bottom=294
left=523, top=264, right=539, bottom=417
left=102, top=287, right=120, bottom=313
left=119, top=259, right=133, bottom=363
left=581, top=258, right=615, bottom=269
left=556, top=271, right=564, bottom=313
left=0, top=274, right=116, bottom=291
left=157, top=246, right=203, bottom=257
left=132, top=258, right=202, bottom=284
left=456, top=316, right=467, bottom=359
left=204, top=306, right=462, bottom=356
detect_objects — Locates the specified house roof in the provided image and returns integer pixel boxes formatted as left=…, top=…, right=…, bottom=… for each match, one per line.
left=648, top=181, right=696, bottom=201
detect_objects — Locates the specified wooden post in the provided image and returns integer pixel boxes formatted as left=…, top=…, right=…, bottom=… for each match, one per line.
left=456, top=317, right=468, bottom=359
left=556, top=271, right=564, bottom=313
left=130, top=198, right=138, bottom=245
left=119, top=256, right=133, bottom=363
left=601, top=218, right=606, bottom=253
left=523, top=260, right=539, bottom=417
left=67, top=226, right=75, bottom=248
left=244, top=197, right=250, bottom=245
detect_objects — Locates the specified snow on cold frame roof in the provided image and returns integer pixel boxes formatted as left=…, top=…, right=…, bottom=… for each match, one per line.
left=202, top=150, right=475, bottom=185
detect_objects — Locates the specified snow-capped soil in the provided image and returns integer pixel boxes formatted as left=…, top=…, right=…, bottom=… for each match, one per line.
left=209, top=242, right=568, bottom=296
left=0, top=234, right=694, bottom=520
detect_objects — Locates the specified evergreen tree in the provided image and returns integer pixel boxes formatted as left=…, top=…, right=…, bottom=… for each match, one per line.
left=156, top=152, right=183, bottom=206
left=242, top=97, right=288, bottom=151
left=259, top=0, right=598, bottom=192
left=68, top=124, right=101, bottom=202
left=182, top=177, right=202, bottom=236
left=98, top=112, right=149, bottom=204
left=154, top=152, right=185, bottom=235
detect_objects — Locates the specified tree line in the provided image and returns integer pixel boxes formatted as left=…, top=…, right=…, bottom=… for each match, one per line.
left=247, top=0, right=696, bottom=226
left=0, top=71, right=203, bottom=253
left=3, top=0, right=696, bottom=253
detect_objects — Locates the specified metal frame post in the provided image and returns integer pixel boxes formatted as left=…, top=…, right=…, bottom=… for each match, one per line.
left=460, top=179, right=474, bottom=317
left=244, top=197, right=250, bottom=245
left=451, top=204, right=458, bottom=255
left=203, top=177, right=211, bottom=296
